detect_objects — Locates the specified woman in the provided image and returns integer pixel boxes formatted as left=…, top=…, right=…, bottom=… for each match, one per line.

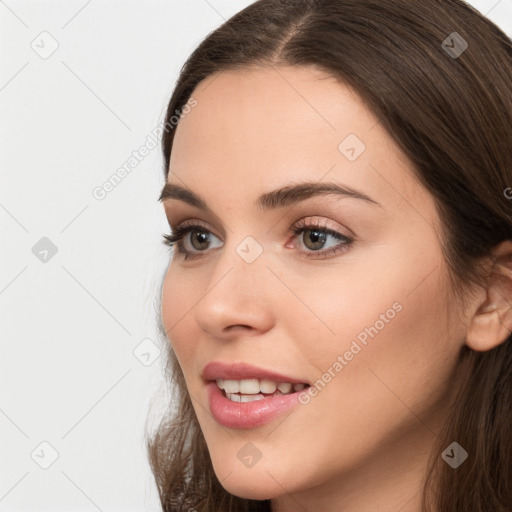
left=147, top=0, right=512, bottom=510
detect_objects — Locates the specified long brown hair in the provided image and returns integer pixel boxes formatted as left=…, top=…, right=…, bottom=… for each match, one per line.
left=146, top=1, right=512, bottom=510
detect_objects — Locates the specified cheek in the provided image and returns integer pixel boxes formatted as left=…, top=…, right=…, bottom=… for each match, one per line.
left=161, top=266, right=200, bottom=369
left=296, top=229, right=451, bottom=354
left=289, top=237, right=456, bottom=416
left=251, top=249, right=457, bottom=486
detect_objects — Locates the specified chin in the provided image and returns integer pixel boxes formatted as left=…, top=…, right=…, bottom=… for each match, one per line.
left=213, top=454, right=289, bottom=500
left=217, top=475, right=281, bottom=501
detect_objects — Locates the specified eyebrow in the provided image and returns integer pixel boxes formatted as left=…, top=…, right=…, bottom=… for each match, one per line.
left=159, top=180, right=383, bottom=211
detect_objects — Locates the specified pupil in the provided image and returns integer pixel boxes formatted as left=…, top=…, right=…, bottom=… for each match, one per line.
left=191, top=231, right=210, bottom=250
left=305, top=230, right=326, bottom=250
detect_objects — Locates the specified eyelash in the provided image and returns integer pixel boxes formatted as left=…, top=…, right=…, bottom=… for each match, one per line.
left=162, top=218, right=354, bottom=261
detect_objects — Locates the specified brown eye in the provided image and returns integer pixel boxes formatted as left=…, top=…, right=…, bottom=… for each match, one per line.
left=162, top=223, right=223, bottom=259
left=290, top=220, right=354, bottom=259
left=162, top=219, right=353, bottom=261
left=302, top=229, right=328, bottom=251
left=189, top=230, right=211, bottom=251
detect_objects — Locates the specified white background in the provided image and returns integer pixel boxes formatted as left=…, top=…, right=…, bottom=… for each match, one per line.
left=1, top=0, right=511, bottom=510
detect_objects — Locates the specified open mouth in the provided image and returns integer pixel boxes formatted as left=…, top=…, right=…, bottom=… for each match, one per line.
left=215, top=378, right=311, bottom=403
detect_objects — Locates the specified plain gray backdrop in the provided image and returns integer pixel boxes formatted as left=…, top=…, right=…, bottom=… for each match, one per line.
left=1, top=0, right=511, bottom=510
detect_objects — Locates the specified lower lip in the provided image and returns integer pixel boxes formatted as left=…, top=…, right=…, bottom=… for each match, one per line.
left=206, top=381, right=306, bottom=429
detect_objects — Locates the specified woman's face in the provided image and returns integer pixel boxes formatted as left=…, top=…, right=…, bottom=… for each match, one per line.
left=160, top=65, right=468, bottom=505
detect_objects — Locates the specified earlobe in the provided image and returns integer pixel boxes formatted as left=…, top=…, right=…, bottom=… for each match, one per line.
left=465, top=241, right=512, bottom=352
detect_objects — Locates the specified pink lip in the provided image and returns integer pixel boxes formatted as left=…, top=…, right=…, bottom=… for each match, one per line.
left=201, top=361, right=309, bottom=384
left=202, top=361, right=310, bottom=429
left=206, top=381, right=307, bottom=428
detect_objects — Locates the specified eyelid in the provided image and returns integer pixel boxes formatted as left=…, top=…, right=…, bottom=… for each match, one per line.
left=170, top=216, right=349, bottom=240
left=168, top=218, right=224, bottom=240
left=173, top=218, right=216, bottom=232
left=290, top=216, right=353, bottom=237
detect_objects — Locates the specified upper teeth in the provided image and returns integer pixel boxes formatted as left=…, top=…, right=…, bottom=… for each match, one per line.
left=216, top=378, right=306, bottom=395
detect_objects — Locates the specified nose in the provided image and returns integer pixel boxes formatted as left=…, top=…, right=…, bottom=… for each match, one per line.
left=193, top=241, right=275, bottom=341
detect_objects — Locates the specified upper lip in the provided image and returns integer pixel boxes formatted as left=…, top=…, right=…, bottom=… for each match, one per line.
left=201, top=361, right=310, bottom=385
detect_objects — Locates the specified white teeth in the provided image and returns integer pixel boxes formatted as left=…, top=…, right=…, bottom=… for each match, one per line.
left=226, top=393, right=267, bottom=402
left=277, top=382, right=292, bottom=394
left=239, top=394, right=265, bottom=402
left=216, top=378, right=307, bottom=395
left=239, top=378, right=260, bottom=394
left=260, top=379, right=277, bottom=394
left=222, top=379, right=240, bottom=393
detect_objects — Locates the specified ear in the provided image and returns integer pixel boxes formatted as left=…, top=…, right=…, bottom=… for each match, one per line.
left=466, top=240, right=512, bottom=351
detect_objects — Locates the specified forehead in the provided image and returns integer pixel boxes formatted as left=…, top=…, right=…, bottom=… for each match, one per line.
left=172, top=65, right=374, bottom=161
left=168, top=65, right=433, bottom=216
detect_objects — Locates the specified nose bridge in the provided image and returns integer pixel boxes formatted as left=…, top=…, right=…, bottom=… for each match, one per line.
left=193, top=232, right=274, bottom=337
left=212, top=232, right=269, bottom=299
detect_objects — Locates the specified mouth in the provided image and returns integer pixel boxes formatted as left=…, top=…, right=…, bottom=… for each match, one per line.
left=202, top=361, right=312, bottom=428
left=205, top=378, right=311, bottom=429
left=214, top=378, right=310, bottom=403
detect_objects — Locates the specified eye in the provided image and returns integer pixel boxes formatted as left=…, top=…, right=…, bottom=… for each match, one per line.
left=162, top=217, right=354, bottom=260
left=162, top=221, right=222, bottom=260
left=288, top=217, right=354, bottom=259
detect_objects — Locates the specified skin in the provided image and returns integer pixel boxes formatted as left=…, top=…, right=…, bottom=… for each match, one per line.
left=159, top=64, right=508, bottom=512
